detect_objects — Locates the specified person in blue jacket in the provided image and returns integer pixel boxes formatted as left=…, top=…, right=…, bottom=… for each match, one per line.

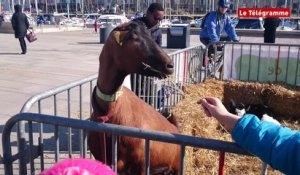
left=199, top=97, right=300, bottom=175
left=200, top=0, right=239, bottom=53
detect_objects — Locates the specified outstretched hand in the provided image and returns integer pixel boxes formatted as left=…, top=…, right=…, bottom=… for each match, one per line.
left=197, top=97, right=241, bottom=132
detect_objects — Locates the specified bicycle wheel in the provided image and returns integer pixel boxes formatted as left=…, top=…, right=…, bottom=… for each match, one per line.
left=188, top=50, right=205, bottom=83
left=210, top=52, right=224, bottom=79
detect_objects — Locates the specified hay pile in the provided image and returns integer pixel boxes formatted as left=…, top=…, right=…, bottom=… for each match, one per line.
left=172, top=79, right=300, bottom=175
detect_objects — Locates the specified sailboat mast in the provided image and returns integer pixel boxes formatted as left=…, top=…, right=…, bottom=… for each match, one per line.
left=35, top=0, right=38, bottom=14
left=55, top=0, right=57, bottom=12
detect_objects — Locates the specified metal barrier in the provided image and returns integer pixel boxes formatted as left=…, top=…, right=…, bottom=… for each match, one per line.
left=222, top=42, right=300, bottom=86
left=7, top=45, right=204, bottom=174
left=204, top=42, right=300, bottom=86
left=201, top=41, right=300, bottom=175
left=2, top=113, right=250, bottom=175
left=5, top=42, right=298, bottom=174
left=131, top=45, right=205, bottom=110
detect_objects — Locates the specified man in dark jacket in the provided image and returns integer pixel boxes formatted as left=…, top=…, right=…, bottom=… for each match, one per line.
left=11, top=4, right=29, bottom=54
left=133, top=3, right=164, bottom=46
left=263, top=17, right=279, bottom=43
left=131, top=3, right=164, bottom=108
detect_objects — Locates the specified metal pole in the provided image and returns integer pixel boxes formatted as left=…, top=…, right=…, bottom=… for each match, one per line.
left=298, top=0, right=300, bottom=16
left=290, top=0, right=293, bottom=16
left=46, top=0, right=48, bottom=14
left=123, top=0, right=125, bottom=14
left=192, top=0, right=194, bottom=16
left=67, top=3, right=69, bottom=18
left=22, top=0, right=25, bottom=11
left=12, top=0, right=14, bottom=12
left=176, top=0, right=178, bottom=16
left=29, top=0, right=31, bottom=13
left=54, top=0, right=57, bottom=12
left=75, top=0, right=77, bottom=14
left=35, top=0, right=38, bottom=14
left=169, top=0, right=171, bottom=18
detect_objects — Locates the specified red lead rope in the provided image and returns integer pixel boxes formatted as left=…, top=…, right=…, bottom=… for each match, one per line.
left=219, top=151, right=225, bottom=175
left=275, top=46, right=281, bottom=81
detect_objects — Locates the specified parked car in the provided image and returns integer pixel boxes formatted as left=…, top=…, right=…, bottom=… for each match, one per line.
left=42, top=14, right=56, bottom=25
left=83, top=13, right=101, bottom=25
left=297, top=20, right=300, bottom=30
left=97, top=14, right=128, bottom=27
left=235, top=18, right=264, bottom=29
left=160, top=19, right=171, bottom=28
left=194, top=18, right=203, bottom=28
left=277, top=20, right=295, bottom=31
left=231, top=17, right=239, bottom=28
left=190, top=19, right=196, bottom=27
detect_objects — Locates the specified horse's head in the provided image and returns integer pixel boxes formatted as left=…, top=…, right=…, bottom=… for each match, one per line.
left=105, top=21, right=174, bottom=79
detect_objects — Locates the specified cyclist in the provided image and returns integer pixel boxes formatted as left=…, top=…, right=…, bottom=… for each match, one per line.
left=200, top=0, right=239, bottom=56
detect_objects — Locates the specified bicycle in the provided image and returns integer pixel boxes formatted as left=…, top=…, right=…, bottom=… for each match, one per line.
left=188, top=42, right=225, bottom=83
left=203, top=42, right=225, bottom=79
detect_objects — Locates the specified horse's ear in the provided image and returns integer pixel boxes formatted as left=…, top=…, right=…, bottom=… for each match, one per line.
left=110, top=30, right=125, bottom=46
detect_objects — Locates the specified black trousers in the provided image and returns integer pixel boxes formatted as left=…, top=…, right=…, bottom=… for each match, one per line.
left=264, top=31, right=276, bottom=43
left=18, top=37, right=27, bottom=53
left=200, top=38, right=215, bottom=56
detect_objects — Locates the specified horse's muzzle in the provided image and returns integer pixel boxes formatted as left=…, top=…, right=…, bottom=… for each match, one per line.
left=165, top=63, right=174, bottom=75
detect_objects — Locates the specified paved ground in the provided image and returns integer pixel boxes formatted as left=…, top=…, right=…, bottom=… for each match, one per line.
left=0, top=28, right=189, bottom=123
left=0, top=27, right=300, bottom=173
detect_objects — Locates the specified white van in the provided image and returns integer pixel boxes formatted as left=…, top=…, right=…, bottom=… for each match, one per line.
left=98, top=14, right=128, bottom=26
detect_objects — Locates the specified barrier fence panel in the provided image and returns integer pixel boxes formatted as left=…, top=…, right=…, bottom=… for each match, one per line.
left=7, top=42, right=299, bottom=174
left=216, top=42, right=300, bottom=86
left=131, top=45, right=205, bottom=111
left=9, top=45, right=205, bottom=174
left=2, top=113, right=250, bottom=175
left=203, top=42, right=300, bottom=85
left=202, top=41, right=300, bottom=175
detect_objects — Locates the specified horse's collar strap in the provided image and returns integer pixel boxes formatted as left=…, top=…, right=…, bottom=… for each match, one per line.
left=96, top=86, right=123, bottom=102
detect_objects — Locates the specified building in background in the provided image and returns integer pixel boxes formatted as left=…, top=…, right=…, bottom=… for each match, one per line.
left=0, top=0, right=298, bottom=16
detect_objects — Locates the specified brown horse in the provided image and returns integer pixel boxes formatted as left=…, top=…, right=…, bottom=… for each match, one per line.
left=88, top=21, right=181, bottom=175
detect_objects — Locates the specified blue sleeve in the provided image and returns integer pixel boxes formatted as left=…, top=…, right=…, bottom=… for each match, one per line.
left=224, top=15, right=238, bottom=41
left=232, top=114, right=300, bottom=175
left=206, top=13, right=219, bottom=42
